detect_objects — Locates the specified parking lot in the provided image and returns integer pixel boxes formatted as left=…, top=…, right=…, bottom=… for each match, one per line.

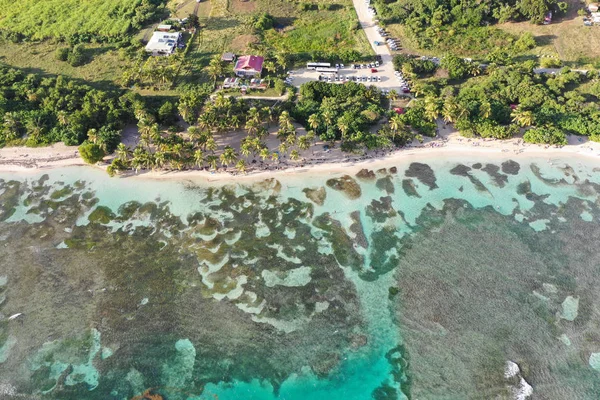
left=288, top=61, right=411, bottom=94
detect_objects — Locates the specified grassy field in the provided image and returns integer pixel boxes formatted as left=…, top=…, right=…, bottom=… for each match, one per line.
left=0, top=0, right=163, bottom=40
left=0, top=42, right=124, bottom=88
left=263, top=3, right=372, bottom=59
left=498, top=19, right=600, bottom=65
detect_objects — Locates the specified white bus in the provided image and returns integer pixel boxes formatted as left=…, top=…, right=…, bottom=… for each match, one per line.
left=316, top=67, right=338, bottom=74
left=307, top=62, right=331, bottom=70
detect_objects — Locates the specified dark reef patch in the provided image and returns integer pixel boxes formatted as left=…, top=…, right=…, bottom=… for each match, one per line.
left=376, top=176, right=395, bottom=195
left=355, top=169, right=376, bottom=181
left=325, top=175, right=361, bottom=199
left=402, top=179, right=420, bottom=198
left=481, top=164, right=508, bottom=187
left=303, top=187, right=327, bottom=206
left=405, top=163, right=438, bottom=190
left=501, top=160, right=520, bottom=175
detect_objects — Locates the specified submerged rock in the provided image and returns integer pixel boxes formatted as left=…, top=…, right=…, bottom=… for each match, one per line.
left=303, top=187, right=327, bottom=206
left=402, top=179, right=420, bottom=198
left=405, top=163, right=438, bottom=190
left=356, top=169, right=376, bottom=181
left=349, top=334, right=368, bottom=349
left=502, top=160, right=520, bottom=175
left=376, top=176, right=395, bottom=195
left=504, top=361, right=533, bottom=400
left=559, top=295, right=579, bottom=321
left=326, top=175, right=361, bottom=199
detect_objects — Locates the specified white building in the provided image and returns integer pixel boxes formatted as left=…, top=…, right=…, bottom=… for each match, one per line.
left=145, top=32, right=181, bottom=56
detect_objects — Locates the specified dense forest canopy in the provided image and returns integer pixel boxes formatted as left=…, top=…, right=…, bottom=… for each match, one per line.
left=0, top=0, right=166, bottom=42
left=0, top=65, right=141, bottom=148
left=423, top=61, right=600, bottom=144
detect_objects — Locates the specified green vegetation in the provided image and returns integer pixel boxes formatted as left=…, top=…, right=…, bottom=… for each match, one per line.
left=0, top=0, right=167, bottom=42
left=373, top=0, right=565, bottom=56
left=79, top=142, right=106, bottom=164
left=410, top=60, right=600, bottom=144
left=294, top=81, right=386, bottom=150
left=106, top=93, right=312, bottom=175
left=0, top=64, right=139, bottom=147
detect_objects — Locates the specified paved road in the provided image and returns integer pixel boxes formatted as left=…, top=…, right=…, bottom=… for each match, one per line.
left=351, top=0, right=402, bottom=91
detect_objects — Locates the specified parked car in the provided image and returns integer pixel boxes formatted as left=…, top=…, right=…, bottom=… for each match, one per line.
left=371, top=68, right=377, bottom=73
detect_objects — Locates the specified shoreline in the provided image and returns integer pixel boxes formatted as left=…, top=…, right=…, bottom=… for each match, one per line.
left=1, top=132, right=600, bottom=183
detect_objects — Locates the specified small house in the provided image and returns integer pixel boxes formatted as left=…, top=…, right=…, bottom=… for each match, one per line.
left=145, top=32, right=181, bottom=55
left=233, top=55, right=264, bottom=78
left=157, top=24, right=172, bottom=32
left=221, top=52, right=236, bottom=62
left=589, top=3, right=599, bottom=12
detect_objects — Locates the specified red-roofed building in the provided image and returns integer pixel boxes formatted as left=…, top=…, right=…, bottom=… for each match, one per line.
left=234, top=55, right=264, bottom=78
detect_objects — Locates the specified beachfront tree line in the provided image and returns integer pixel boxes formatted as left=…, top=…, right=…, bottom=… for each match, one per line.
left=403, top=58, right=600, bottom=146
left=0, top=65, right=137, bottom=149
left=292, top=81, right=437, bottom=151
left=105, top=93, right=316, bottom=176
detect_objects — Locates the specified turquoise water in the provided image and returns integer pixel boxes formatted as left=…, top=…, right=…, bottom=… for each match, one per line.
left=1, top=156, right=600, bottom=399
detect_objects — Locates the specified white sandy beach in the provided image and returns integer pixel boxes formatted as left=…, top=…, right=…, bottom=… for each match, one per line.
left=1, top=123, right=600, bottom=182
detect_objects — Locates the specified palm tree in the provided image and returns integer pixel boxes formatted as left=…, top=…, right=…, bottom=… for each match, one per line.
left=207, top=55, right=224, bottom=82
left=389, top=115, right=403, bottom=133
left=235, top=159, right=247, bottom=173
left=290, top=150, right=300, bottom=161
left=116, top=143, right=131, bottom=162
left=230, top=115, right=241, bottom=130
left=442, top=97, right=459, bottom=123
left=278, top=111, right=293, bottom=131
left=87, top=129, right=99, bottom=144
left=271, top=152, right=279, bottom=162
left=479, top=101, right=491, bottom=119
left=247, top=107, right=261, bottom=124
left=154, top=151, right=167, bottom=169
left=278, top=142, right=288, bottom=155
left=131, top=147, right=148, bottom=173
left=511, top=107, right=535, bottom=127
left=205, top=137, right=218, bottom=152
left=337, top=117, right=350, bottom=139
left=188, top=126, right=202, bottom=142
left=264, top=61, right=277, bottom=74
left=469, top=63, right=482, bottom=76
left=206, top=154, right=219, bottom=170
left=259, top=148, right=270, bottom=161
left=198, top=113, right=212, bottom=131
left=219, top=146, right=238, bottom=167
left=387, top=90, right=399, bottom=102
left=275, top=52, right=289, bottom=71
left=423, top=96, right=440, bottom=122
left=57, top=111, right=69, bottom=126
left=240, top=141, right=252, bottom=157
left=307, top=113, right=321, bottom=131
left=297, top=135, right=312, bottom=151
left=193, top=149, right=204, bottom=168
left=322, top=110, right=334, bottom=130
left=245, top=119, right=260, bottom=136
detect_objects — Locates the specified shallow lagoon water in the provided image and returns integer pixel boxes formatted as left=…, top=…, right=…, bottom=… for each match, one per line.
left=1, top=156, right=600, bottom=399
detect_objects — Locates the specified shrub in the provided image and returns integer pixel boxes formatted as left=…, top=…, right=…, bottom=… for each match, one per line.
left=523, top=126, right=567, bottom=145
left=79, top=142, right=105, bottom=163
left=540, top=57, right=562, bottom=68
left=67, top=44, right=86, bottom=67
left=55, top=47, right=70, bottom=61
left=158, top=101, right=178, bottom=125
